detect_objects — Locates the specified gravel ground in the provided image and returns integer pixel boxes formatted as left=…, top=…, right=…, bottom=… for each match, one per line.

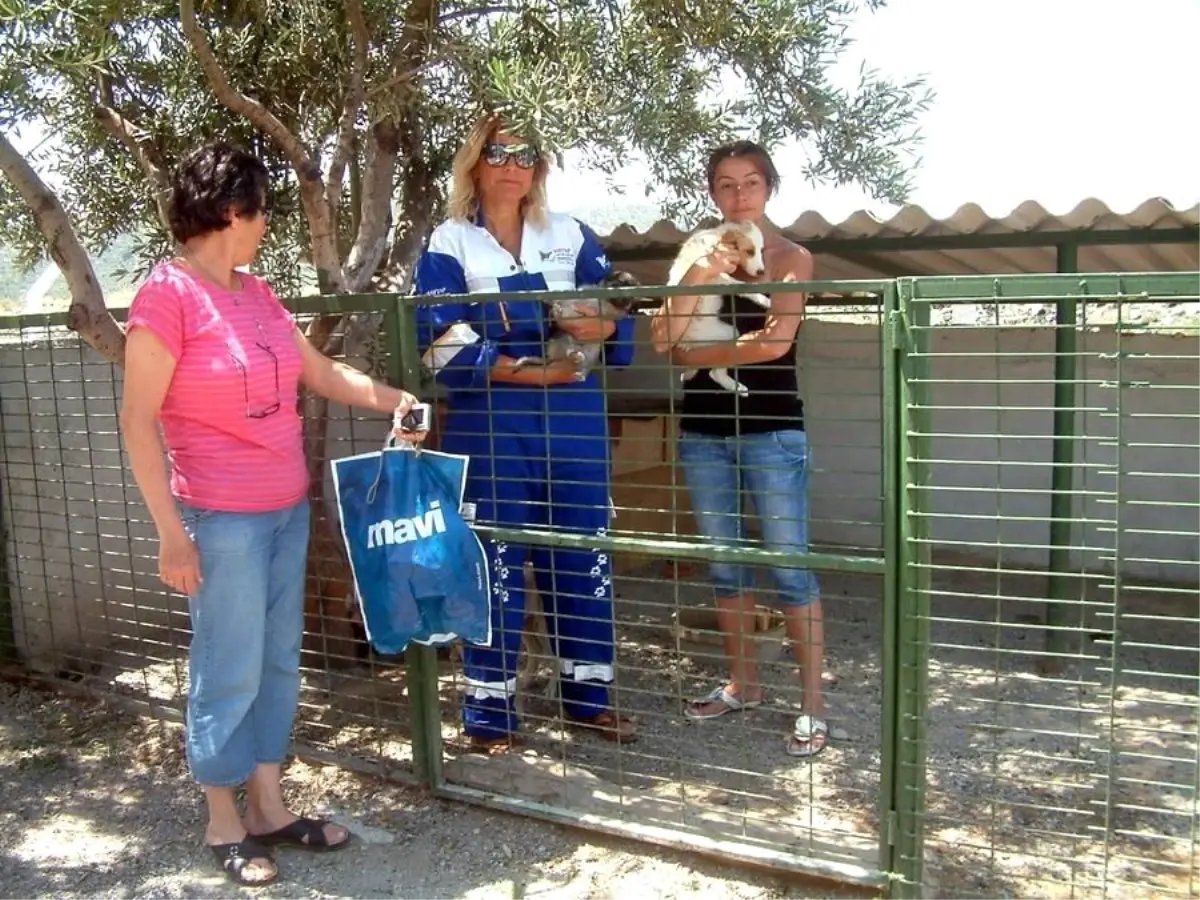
left=0, top=679, right=867, bottom=900
left=6, top=562, right=1196, bottom=900
left=292, top=561, right=1200, bottom=900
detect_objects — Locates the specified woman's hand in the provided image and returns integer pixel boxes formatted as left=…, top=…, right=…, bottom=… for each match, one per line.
left=681, top=247, right=742, bottom=285
left=391, top=391, right=430, bottom=443
left=650, top=247, right=742, bottom=355
left=490, top=356, right=582, bottom=385
left=159, top=527, right=202, bottom=596
left=540, top=358, right=587, bottom=384
left=556, top=304, right=616, bottom=343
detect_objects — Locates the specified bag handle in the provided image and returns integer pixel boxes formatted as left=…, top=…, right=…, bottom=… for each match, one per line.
left=366, top=433, right=420, bottom=505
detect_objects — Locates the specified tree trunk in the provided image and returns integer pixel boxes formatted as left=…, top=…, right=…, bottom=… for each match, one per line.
left=301, top=384, right=365, bottom=670
left=0, top=133, right=126, bottom=364
left=298, top=313, right=370, bottom=669
left=384, top=119, right=441, bottom=291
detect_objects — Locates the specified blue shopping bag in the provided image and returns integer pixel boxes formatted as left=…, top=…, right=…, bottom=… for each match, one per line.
left=331, top=441, right=491, bottom=655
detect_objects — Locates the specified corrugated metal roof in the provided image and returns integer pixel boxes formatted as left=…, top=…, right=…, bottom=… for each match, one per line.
left=599, top=197, right=1200, bottom=282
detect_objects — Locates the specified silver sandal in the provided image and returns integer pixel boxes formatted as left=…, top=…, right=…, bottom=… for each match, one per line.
left=683, top=686, right=764, bottom=721
left=786, top=713, right=830, bottom=758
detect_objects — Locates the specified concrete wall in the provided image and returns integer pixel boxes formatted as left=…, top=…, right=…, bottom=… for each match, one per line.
left=2, top=319, right=1195, bottom=668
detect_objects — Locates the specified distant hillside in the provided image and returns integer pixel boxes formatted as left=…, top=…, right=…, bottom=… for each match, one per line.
left=0, top=236, right=144, bottom=313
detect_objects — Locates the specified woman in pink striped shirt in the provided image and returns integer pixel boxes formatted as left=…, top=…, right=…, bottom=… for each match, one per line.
left=120, top=141, right=425, bottom=888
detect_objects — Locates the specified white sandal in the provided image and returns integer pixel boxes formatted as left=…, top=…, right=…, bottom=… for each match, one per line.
left=787, top=713, right=830, bottom=758
left=683, top=686, right=764, bottom=721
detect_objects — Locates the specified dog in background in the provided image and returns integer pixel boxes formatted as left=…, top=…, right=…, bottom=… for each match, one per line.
left=514, top=270, right=649, bottom=380
left=664, top=220, right=772, bottom=396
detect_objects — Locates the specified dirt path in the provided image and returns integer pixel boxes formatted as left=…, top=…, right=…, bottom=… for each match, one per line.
left=0, top=681, right=864, bottom=900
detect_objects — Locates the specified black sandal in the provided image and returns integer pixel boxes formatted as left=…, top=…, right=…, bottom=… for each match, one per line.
left=208, top=839, right=278, bottom=887
left=251, top=816, right=352, bottom=852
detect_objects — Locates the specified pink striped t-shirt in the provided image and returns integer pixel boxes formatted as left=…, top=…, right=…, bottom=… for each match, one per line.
left=126, top=260, right=309, bottom=512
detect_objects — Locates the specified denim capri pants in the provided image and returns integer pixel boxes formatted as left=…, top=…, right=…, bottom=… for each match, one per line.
left=179, top=497, right=311, bottom=787
left=677, top=429, right=820, bottom=607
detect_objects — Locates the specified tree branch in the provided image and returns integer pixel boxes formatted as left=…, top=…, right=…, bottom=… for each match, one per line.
left=326, top=0, right=370, bottom=223
left=344, top=0, right=439, bottom=292
left=438, top=5, right=519, bottom=26
left=344, top=123, right=398, bottom=292
left=179, top=0, right=317, bottom=178
left=363, top=55, right=441, bottom=102
left=180, top=0, right=346, bottom=292
left=394, top=0, right=440, bottom=79
left=94, top=74, right=172, bottom=235
left=0, top=132, right=126, bottom=365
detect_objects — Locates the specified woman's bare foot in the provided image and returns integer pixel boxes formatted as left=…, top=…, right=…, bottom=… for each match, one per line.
left=244, top=811, right=351, bottom=850
left=683, top=684, right=765, bottom=720
left=205, top=827, right=277, bottom=885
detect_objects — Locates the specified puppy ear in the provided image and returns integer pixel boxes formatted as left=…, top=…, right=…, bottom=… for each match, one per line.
left=717, top=225, right=744, bottom=248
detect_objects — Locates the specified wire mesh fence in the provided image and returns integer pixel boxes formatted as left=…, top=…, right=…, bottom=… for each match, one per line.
left=0, top=272, right=1195, bottom=899
left=0, top=303, right=421, bottom=784
left=897, top=273, right=1200, bottom=900
left=408, top=283, right=893, bottom=886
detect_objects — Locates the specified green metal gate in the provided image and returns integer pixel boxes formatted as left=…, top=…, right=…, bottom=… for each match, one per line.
left=381, top=272, right=1198, bottom=898
left=389, top=279, right=902, bottom=891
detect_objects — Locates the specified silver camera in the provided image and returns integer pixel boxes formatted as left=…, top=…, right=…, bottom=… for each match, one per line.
left=396, top=402, right=432, bottom=433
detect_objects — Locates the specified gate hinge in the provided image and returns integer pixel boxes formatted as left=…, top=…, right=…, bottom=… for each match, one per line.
left=886, top=810, right=898, bottom=846
left=886, top=310, right=907, bottom=351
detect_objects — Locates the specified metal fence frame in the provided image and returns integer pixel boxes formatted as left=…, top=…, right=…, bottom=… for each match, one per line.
left=0, top=271, right=1196, bottom=898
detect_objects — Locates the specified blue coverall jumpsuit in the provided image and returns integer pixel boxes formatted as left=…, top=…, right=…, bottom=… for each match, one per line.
left=413, top=210, right=635, bottom=739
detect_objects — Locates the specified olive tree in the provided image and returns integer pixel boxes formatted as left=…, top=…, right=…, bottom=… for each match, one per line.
left=0, top=0, right=930, bottom=664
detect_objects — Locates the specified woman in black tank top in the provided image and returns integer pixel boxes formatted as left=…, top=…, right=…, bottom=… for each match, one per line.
left=650, top=141, right=831, bottom=759
left=678, top=290, right=806, bottom=437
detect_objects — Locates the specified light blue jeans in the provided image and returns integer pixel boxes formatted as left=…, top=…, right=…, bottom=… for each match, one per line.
left=180, top=497, right=310, bottom=787
left=678, top=429, right=820, bottom=607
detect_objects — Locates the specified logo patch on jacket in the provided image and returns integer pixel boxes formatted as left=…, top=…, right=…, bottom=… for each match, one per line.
left=539, top=247, right=575, bottom=265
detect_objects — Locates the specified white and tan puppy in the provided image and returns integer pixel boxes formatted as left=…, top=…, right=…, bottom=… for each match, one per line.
left=666, top=220, right=771, bottom=395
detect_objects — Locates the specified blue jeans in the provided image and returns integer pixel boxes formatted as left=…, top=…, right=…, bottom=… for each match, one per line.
left=180, top=497, right=311, bottom=787
left=678, top=429, right=820, bottom=607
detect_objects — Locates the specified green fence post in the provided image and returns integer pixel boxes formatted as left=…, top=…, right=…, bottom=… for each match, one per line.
left=891, top=278, right=932, bottom=898
left=880, top=282, right=901, bottom=876
left=389, top=296, right=445, bottom=789
left=1043, top=244, right=1080, bottom=673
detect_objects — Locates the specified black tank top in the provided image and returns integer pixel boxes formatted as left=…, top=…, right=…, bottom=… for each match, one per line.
left=679, top=293, right=805, bottom=437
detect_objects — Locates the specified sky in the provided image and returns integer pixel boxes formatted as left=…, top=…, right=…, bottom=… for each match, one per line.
left=548, top=0, right=1200, bottom=227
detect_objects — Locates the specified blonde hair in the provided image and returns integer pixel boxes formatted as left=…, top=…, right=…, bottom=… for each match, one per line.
left=446, top=113, right=550, bottom=229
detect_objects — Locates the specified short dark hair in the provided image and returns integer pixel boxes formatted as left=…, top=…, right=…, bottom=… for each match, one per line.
left=168, top=141, right=270, bottom=243
left=705, top=140, right=781, bottom=197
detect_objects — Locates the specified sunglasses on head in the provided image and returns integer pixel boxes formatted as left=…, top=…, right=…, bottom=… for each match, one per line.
left=482, top=142, right=540, bottom=169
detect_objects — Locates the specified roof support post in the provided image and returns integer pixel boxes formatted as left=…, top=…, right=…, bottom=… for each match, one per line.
left=1041, top=243, right=1080, bottom=674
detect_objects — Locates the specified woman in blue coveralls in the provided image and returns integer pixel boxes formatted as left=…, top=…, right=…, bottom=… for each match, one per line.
left=412, top=113, right=638, bottom=752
